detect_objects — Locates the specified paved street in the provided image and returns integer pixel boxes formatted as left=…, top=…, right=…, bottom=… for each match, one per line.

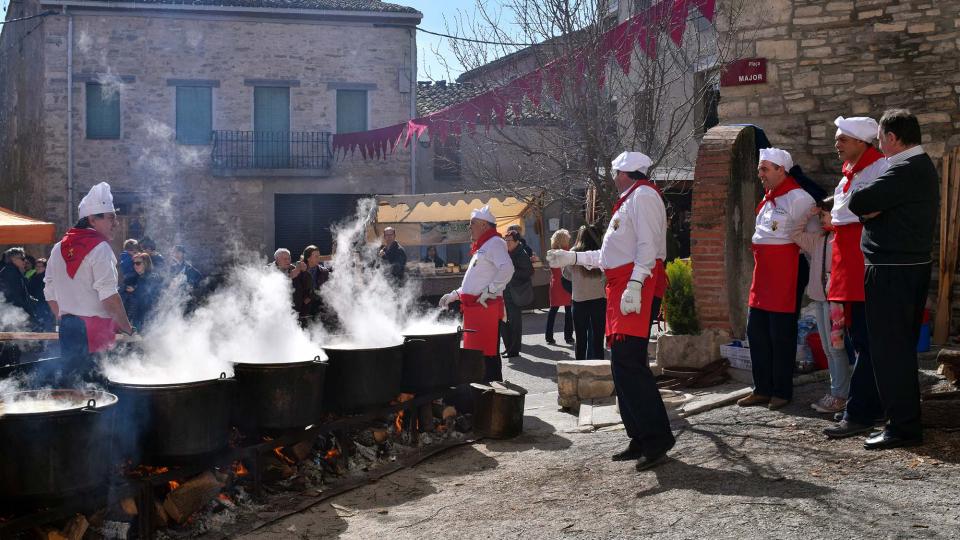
left=240, top=311, right=960, bottom=539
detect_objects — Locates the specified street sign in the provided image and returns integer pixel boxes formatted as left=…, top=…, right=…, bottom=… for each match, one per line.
left=721, top=58, right=768, bottom=87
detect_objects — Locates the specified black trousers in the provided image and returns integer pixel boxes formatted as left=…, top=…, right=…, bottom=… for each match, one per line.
left=34, top=314, right=96, bottom=386
left=864, top=263, right=930, bottom=438
left=843, top=302, right=883, bottom=424
left=747, top=308, right=799, bottom=400
left=610, top=297, right=674, bottom=457
left=500, top=300, right=523, bottom=356
left=572, top=298, right=606, bottom=360
left=545, top=305, right=573, bottom=341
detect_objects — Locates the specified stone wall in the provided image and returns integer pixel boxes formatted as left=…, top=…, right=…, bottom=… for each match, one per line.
left=5, top=6, right=416, bottom=268
left=716, top=0, right=960, bottom=338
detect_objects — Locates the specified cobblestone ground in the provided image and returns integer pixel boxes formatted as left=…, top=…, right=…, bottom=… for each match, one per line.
left=239, top=312, right=960, bottom=539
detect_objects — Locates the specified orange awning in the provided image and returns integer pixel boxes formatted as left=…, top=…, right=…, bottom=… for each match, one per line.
left=0, top=206, right=56, bottom=245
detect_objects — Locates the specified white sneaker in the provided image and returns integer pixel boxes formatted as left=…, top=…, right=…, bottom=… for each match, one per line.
left=811, top=394, right=847, bottom=414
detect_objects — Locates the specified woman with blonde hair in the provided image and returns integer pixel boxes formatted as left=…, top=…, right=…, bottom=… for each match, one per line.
left=545, top=229, right=573, bottom=345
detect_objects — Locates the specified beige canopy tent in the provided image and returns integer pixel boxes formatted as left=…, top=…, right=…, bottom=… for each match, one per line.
left=367, top=190, right=541, bottom=247
left=0, top=206, right=56, bottom=245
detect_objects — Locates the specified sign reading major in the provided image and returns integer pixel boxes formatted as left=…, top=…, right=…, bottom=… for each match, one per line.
left=721, top=58, right=768, bottom=87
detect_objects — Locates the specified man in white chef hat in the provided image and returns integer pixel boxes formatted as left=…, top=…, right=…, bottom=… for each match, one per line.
left=546, top=151, right=675, bottom=471
left=439, top=205, right=514, bottom=382
left=44, top=182, right=134, bottom=383
left=822, top=116, right=890, bottom=439
left=736, top=147, right=815, bottom=411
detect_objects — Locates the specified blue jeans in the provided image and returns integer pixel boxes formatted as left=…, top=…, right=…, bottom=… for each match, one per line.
left=812, top=301, right=853, bottom=398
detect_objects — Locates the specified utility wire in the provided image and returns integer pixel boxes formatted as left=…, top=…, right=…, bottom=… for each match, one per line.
left=0, top=10, right=56, bottom=26
left=416, top=27, right=537, bottom=47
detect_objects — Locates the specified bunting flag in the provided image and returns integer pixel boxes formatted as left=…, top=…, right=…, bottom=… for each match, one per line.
left=330, top=0, right=716, bottom=160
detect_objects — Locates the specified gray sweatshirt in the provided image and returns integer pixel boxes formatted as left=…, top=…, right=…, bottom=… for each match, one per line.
left=562, top=266, right=606, bottom=303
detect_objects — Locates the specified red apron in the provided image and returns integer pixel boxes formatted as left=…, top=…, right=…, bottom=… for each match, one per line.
left=827, top=222, right=865, bottom=302
left=79, top=316, right=118, bottom=353
left=460, top=294, right=505, bottom=356
left=548, top=268, right=572, bottom=307
left=749, top=243, right=801, bottom=313
left=604, top=260, right=664, bottom=342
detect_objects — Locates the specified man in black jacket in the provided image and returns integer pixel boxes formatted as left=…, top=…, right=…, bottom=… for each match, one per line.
left=848, top=109, right=939, bottom=450
left=0, top=247, right=36, bottom=319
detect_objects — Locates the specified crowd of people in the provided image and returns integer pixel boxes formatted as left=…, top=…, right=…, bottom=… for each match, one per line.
left=737, top=109, right=937, bottom=451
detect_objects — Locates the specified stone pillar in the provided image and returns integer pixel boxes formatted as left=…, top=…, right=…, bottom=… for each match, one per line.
left=691, top=125, right=762, bottom=337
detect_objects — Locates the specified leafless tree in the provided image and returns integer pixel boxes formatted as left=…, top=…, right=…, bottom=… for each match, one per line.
left=430, top=0, right=748, bottom=215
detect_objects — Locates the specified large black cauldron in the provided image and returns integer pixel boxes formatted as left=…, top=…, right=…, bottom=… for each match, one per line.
left=401, top=328, right=462, bottom=393
left=0, top=389, right=118, bottom=504
left=322, top=343, right=403, bottom=413
left=109, top=374, right=234, bottom=464
left=232, top=357, right=326, bottom=435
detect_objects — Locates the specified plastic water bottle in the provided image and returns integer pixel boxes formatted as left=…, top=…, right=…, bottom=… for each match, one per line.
left=829, top=302, right=845, bottom=350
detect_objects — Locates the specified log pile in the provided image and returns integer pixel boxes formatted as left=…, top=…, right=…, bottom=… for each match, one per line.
left=161, top=471, right=224, bottom=525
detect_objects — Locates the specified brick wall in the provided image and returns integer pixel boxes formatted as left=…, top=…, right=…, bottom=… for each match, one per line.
left=691, top=125, right=760, bottom=337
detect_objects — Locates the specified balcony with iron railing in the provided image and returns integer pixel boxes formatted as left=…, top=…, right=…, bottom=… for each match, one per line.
left=211, top=130, right=332, bottom=177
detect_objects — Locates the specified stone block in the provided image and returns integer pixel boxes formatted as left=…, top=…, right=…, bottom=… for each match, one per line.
left=655, top=331, right=727, bottom=370
left=556, top=360, right=611, bottom=378
left=916, top=112, right=952, bottom=124
left=856, top=82, right=901, bottom=95
left=557, top=373, right=578, bottom=401
left=786, top=99, right=816, bottom=113
left=908, top=22, right=936, bottom=34
left=825, top=1, right=853, bottom=11
left=577, top=378, right=616, bottom=400
left=874, top=22, right=907, bottom=32
left=756, top=39, right=797, bottom=60
left=792, top=71, right=820, bottom=89
left=858, top=9, right=884, bottom=19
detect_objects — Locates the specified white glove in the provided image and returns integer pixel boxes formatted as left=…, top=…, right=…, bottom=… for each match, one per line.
left=620, top=280, right=643, bottom=315
left=439, top=291, right=459, bottom=308
left=546, top=249, right=577, bottom=268
left=478, top=287, right=497, bottom=307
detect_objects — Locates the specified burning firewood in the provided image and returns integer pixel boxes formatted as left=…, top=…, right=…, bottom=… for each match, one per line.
left=162, top=471, right=224, bottom=525
left=372, top=429, right=389, bottom=444
left=119, top=497, right=138, bottom=517
left=289, top=440, right=315, bottom=462
left=61, top=514, right=89, bottom=540
left=442, top=406, right=457, bottom=421
left=153, top=501, right=169, bottom=529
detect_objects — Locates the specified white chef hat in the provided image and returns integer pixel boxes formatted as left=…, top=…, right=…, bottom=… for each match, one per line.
left=78, top=181, right=117, bottom=219
left=834, top=116, right=878, bottom=143
left=759, top=147, right=793, bottom=171
left=470, top=205, right=496, bottom=225
left=611, top=151, right=653, bottom=174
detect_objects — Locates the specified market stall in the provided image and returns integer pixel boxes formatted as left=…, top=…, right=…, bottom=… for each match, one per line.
left=367, top=191, right=551, bottom=302
left=0, top=206, right=56, bottom=245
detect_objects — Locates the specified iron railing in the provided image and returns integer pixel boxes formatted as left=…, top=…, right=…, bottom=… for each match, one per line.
left=211, top=130, right=332, bottom=169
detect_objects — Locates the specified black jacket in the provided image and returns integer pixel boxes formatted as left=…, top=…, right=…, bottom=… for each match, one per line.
left=0, top=265, right=34, bottom=315
left=380, top=241, right=407, bottom=281
left=504, top=246, right=534, bottom=305
left=848, top=151, right=939, bottom=265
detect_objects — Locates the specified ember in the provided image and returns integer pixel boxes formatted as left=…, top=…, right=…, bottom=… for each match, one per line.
left=168, top=480, right=181, bottom=492
left=232, top=461, right=249, bottom=477
left=325, top=447, right=341, bottom=461
left=273, top=446, right=295, bottom=465
left=124, top=463, right=170, bottom=478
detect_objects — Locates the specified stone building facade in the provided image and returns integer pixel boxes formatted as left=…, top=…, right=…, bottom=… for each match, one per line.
left=0, top=0, right=421, bottom=269
left=693, top=0, right=960, bottom=338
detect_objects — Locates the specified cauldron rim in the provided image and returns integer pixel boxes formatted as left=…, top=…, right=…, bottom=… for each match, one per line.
left=0, top=389, right=118, bottom=418
left=232, top=357, right=327, bottom=370
left=107, top=374, right=233, bottom=390
left=321, top=343, right=404, bottom=354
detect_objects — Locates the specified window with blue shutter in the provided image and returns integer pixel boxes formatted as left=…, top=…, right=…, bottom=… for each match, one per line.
left=336, top=90, right=368, bottom=133
left=176, top=86, right=213, bottom=144
left=86, top=83, right=121, bottom=139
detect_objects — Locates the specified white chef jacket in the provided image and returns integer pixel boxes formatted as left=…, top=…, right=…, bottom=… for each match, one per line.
left=753, top=187, right=815, bottom=245
left=44, top=240, right=119, bottom=318
left=578, top=183, right=666, bottom=282
left=457, top=235, right=514, bottom=296
left=831, top=158, right=889, bottom=225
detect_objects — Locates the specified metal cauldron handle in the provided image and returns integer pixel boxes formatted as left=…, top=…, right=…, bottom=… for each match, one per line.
left=81, top=398, right=99, bottom=414
left=404, top=337, right=427, bottom=343
left=312, top=355, right=327, bottom=364
left=461, top=328, right=478, bottom=333
left=217, top=372, right=235, bottom=383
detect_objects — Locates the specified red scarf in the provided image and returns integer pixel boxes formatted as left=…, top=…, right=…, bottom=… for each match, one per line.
left=841, top=146, right=884, bottom=192
left=612, top=177, right=662, bottom=215
left=755, top=176, right=801, bottom=215
left=470, top=227, right=500, bottom=255
left=60, top=228, right=109, bottom=278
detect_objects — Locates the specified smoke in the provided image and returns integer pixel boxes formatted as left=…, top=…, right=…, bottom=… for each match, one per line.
left=319, top=199, right=451, bottom=347
left=102, top=262, right=325, bottom=385
left=0, top=297, right=30, bottom=332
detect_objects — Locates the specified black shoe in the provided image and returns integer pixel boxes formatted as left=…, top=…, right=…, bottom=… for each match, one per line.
left=635, top=452, right=670, bottom=472
left=824, top=419, right=873, bottom=439
left=611, top=441, right=643, bottom=461
left=545, top=338, right=556, bottom=344
left=564, top=337, right=575, bottom=344
left=504, top=352, right=520, bottom=358
left=834, top=411, right=887, bottom=425
left=864, top=431, right=923, bottom=450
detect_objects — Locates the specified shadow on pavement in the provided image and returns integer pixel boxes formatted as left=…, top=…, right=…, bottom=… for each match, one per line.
left=503, top=350, right=561, bottom=381
left=636, top=458, right=828, bottom=500
left=484, top=415, right=573, bottom=452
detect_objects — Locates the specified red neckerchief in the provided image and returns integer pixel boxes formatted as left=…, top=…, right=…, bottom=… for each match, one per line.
left=755, top=176, right=801, bottom=215
left=470, top=228, right=500, bottom=255
left=612, top=177, right=662, bottom=215
left=60, top=227, right=109, bottom=278
left=841, top=146, right=884, bottom=192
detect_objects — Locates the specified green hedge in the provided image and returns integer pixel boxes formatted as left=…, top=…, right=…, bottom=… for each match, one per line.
left=663, top=258, right=700, bottom=335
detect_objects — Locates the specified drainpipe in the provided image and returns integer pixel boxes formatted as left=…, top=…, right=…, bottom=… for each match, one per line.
left=409, top=26, right=416, bottom=194
left=66, top=8, right=74, bottom=225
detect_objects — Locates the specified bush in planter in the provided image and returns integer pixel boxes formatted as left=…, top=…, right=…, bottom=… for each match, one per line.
left=663, top=258, right=699, bottom=335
